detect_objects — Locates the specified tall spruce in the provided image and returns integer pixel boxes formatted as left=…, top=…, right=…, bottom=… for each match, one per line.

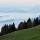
left=9, top=23, right=16, bottom=32
left=18, top=22, right=24, bottom=30
left=27, top=18, right=32, bottom=28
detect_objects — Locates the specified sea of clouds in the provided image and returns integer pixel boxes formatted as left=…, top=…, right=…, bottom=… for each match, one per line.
left=0, top=5, right=40, bottom=32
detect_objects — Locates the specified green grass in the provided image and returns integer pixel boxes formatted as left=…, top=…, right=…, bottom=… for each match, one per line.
left=0, top=25, right=40, bottom=40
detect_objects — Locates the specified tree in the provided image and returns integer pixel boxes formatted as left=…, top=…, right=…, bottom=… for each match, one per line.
left=22, top=21, right=27, bottom=29
left=9, top=23, right=16, bottom=32
left=18, top=22, right=24, bottom=30
left=27, top=18, right=32, bottom=28
left=1, top=24, right=9, bottom=35
left=38, top=19, right=40, bottom=25
left=38, top=17, right=40, bottom=25
left=33, top=18, right=36, bottom=26
left=33, top=17, right=39, bottom=26
left=18, top=21, right=28, bottom=30
left=35, top=17, right=39, bottom=25
left=0, top=22, right=16, bottom=36
left=38, top=16, right=40, bottom=25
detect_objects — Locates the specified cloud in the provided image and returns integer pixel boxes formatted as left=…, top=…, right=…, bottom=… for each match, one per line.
left=0, top=5, right=40, bottom=13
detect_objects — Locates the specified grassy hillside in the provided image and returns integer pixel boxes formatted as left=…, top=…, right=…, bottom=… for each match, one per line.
left=0, top=25, right=40, bottom=40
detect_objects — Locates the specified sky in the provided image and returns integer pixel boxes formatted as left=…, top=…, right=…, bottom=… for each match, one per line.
left=0, top=0, right=40, bottom=5
left=0, top=0, right=40, bottom=13
left=0, top=0, right=40, bottom=32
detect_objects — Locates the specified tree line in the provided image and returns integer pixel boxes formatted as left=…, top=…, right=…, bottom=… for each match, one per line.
left=0, top=17, right=40, bottom=36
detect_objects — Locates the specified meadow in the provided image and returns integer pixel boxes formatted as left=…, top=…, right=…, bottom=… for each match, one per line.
left=0, top=25, right=40, bottom=40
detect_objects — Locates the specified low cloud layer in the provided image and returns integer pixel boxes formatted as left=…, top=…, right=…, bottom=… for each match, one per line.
left=0, top=5, right=40, bottom=13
